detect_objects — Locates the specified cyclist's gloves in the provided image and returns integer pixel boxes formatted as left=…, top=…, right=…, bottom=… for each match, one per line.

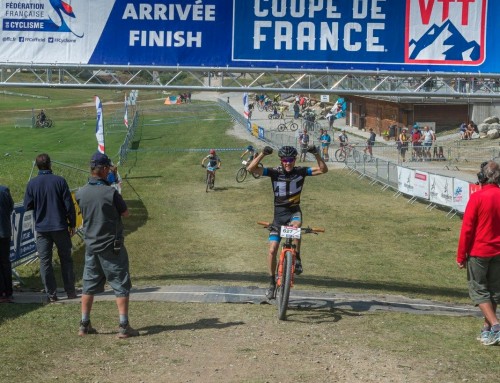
left=263, top=146, right=273, bottom=155
left=307, top=145, right=319, bottom=154
left=201, top=164, right=205, bottom=168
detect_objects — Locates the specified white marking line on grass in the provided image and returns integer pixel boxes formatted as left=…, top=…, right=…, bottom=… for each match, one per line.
left=146, top=290, right=476, bottom=313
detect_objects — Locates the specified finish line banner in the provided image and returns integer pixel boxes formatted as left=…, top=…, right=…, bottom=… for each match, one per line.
left=0, top=0, right=497, bottom=72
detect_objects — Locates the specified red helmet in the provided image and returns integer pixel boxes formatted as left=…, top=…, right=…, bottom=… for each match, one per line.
left=209, top=149, right=216, bottom=155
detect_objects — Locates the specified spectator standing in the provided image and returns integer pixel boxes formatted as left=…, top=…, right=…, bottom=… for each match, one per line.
left=398, top=128, right=409, bottom=162
left=293, top=101, right=300, bottom=119
left=411, top=125, right=422, bottom=161
left=338, top=129, right=349, bottom=148
left=363, top=128, right=376, bottom=162
left=456, top=161, right=500, bottom=346
left=0, top=184, right=14, bottom=303
left=319, top=129, right=332, bottom=162
left=298, top=129, right=310, bottom=162
left=421, top=126, right=436, bottom=161
left=23, top=153, right=77, bottom=302
left=76, top=152, right=138, bottom=338
left=325, top=111, right=335, bottom=129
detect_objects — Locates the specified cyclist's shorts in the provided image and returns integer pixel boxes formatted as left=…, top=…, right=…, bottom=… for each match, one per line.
left=207, top=166, right=217, bottom=172
left=269, top=208, right=302, bottom=242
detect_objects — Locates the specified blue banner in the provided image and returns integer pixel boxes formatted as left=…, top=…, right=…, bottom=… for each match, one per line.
left=0, top=0, right=497, bottom=73
left=10, top=205, right=37, bottom=265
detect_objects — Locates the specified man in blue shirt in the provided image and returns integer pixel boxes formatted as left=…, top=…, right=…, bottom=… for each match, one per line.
left=24, top=153, right=77, bottom=302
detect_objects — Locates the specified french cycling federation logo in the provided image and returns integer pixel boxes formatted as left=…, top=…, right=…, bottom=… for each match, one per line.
left=405, top=0, right=487, bottom=65
left=47, top=0, right=83, bottom=37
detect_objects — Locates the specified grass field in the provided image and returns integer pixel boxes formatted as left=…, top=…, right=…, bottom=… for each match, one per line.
left=0, top=89, right=498, bottom=383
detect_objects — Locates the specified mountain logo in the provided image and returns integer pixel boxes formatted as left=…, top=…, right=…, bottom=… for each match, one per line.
left=405, top=0, right=487, bottom=65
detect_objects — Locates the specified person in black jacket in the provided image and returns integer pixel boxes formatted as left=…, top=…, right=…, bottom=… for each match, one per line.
left=0, top=185, right=14, bottom=303
left=23, top=153, right=77, bottom=302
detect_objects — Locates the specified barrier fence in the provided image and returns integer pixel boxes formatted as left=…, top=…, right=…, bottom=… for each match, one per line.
left=217, top=99, right=496, bottom=218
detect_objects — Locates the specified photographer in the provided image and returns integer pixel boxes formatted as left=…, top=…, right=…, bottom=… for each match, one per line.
left=457, top=160, right=500, bottom=346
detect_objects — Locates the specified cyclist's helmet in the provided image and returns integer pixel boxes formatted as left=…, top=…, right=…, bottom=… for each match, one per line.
left=278, top=146, right=298, bottom=158
left=209, top=149, right=216, bottom=155
left=246, top=145, right=254, bottom=151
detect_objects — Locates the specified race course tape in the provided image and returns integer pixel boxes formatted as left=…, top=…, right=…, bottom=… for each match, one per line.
left=128, top=148, right=245, bottom=153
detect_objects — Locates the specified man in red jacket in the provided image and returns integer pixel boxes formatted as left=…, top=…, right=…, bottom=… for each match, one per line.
left=457, top=160, right=500, bottom=345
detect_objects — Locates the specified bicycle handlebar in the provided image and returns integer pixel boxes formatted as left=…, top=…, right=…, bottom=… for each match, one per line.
left=257, top=221, right=324, bottom=233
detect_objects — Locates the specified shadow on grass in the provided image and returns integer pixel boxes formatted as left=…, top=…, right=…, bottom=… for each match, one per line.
left=287, top=304, right=362, bottom=324
left=0, top=303, right=41, bottom=325
left=139, top=317, right=245, bottom=336
left=139, top=271, right=468, bottom=301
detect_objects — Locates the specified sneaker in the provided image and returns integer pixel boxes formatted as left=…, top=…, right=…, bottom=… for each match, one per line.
left=483, top=330, right=500, bottom=346
left=78, top=321, right=97, bottom=337
left=295, top=258, right=303, bottom=275
left=117, top=323, right=139, bottom=339
left=477, top=329, right=490, bottom=343
left=48, top=294, right=58, bottom=303
left=265, top=284, right=276, bottom=300
left=67, top=291, right=78, bottom=299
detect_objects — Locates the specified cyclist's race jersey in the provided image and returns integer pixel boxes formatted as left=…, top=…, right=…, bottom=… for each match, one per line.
left=205, top=155, right=220, bottom=168
left=263, top=166, right=312, bottom=209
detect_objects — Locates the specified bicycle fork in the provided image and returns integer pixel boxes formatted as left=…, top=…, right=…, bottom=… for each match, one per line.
left=277, top=246, right=296, bottom=288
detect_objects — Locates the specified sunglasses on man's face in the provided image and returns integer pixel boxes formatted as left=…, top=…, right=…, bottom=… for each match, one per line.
left=281, top=157, right=296, bottom=164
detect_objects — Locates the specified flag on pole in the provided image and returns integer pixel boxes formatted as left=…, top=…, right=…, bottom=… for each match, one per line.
left=243, top=92, right=250, bottom=119
left=95, top=96, right=105, bottom=153
left=124, top=94, right=129, bottom=128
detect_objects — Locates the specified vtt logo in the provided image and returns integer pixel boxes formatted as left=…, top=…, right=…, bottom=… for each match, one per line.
left=405, top=0, right=487, bottom=65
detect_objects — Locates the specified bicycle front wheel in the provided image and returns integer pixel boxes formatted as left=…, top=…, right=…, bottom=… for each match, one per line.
left=277, top=124, right=286, bottom=132
left=335, top=148, right=346, bottom=162
left=236, top=167, right=247, bottom=183
left=276, top=251, right=293, bottom=321
left=353, top=149, right=361, bottom=163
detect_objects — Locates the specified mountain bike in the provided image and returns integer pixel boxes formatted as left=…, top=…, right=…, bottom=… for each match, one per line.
left=277, top=118, right=299, bottom=132
left=335, top=143, right=360, bottom=163
left=235, top=160, right=263, bottom=183
left=202, top=165, right=218, bottom=192
left=35, top=116, right=53, bottom=128
left=257, top=221, right=324, bottom=320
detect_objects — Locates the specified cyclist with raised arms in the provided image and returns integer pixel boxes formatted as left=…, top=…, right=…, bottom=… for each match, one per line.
left=247, top=145, right=328, bottom=299
left=201, top=149, right=221, bottom=188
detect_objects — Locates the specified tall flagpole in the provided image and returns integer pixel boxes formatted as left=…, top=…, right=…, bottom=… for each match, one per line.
left=95, top=96, right=105, bottom=153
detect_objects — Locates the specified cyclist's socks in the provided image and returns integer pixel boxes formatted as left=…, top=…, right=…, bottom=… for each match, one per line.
left=81, top=313, right=90, bottom=322
left=296, top=252, right=301, bottom=261
left=269, top=275, right=276, bottom=285
left=492, top=324, right=500, bottom=332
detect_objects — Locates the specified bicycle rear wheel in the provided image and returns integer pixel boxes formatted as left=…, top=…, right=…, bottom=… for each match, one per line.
left=236, top=167, right=247, bottom=183
left=335, top=148, right=346, bottom=162
left=290, top=122, right=298, bottom=131
left=277, top=124, right=286, bottom=132
left=276, top=251, right=293, bottom=320
left=353, top=149, right=361, bottom=163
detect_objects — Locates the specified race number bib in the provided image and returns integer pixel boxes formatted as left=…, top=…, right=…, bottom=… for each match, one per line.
left=280, top=226, right=301, bottom=239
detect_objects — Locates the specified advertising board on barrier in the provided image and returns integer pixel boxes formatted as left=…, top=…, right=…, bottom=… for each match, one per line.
left=453, top=178, right=470, bottom=213
left=0, top=0, right=498, bottom=73
left=10, top=205, right=37, bottom=266
left=429, top=174, right=454, bottom=208
left=397, top=166, right=415, bottom=195
left=413, top=170, right=430, bottom=200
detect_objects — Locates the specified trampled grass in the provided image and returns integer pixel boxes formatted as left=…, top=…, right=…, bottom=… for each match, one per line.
left=1, top=90, right=496, bottom=383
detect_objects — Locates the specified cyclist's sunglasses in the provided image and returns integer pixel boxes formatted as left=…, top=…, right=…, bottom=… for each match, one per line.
left=281, top=157, right=296, bottom=164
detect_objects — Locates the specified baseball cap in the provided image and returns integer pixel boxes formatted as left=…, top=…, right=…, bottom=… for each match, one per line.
left=90, top=151, right=111, bottom=167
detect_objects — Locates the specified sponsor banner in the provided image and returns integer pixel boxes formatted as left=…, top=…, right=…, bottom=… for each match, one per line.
left=0, top=1, right=498, bottom=72
left=453, top=178, right=470, bottom=213
left=429, top=174, right=454, bottom=207
left=413, top=170, right=430, bottom=200
left=397, top=166, right=415, bottom=195
left=258, top=126, right=265, bottom=139
left=9, top=205, right=37, bottom=264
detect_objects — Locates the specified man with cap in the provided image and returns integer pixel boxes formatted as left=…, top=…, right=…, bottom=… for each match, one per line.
left=23, top=153, right=77, bottom=302
left=75, top=152, right=138, bottom=338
